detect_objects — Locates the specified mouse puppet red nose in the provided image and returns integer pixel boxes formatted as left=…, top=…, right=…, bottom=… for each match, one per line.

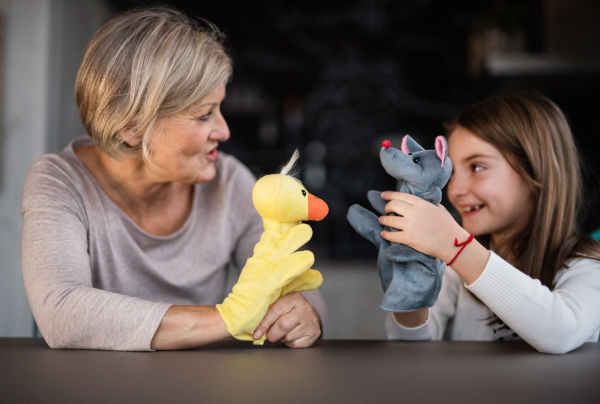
left=382, top=140, right=391, bottom=149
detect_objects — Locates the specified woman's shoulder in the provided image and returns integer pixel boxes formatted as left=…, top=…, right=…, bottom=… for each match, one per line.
left=27, top=136, right=91, bottom=178
left=23, top=137, right=92, bottom=207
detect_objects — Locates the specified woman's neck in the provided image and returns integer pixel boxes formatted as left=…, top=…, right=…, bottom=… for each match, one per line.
left=75, top=145, right=193, bottom=236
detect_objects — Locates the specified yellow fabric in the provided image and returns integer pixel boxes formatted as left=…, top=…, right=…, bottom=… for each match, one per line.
left=216, top=174, right=323, bottom=345
left=252, top=174, right=308, bottom=223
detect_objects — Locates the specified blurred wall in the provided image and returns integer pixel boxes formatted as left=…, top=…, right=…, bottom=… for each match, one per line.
left=0, top=0, right=112, bottom=337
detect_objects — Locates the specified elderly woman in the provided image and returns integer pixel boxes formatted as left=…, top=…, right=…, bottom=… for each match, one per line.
left=21, top=7, right=325, bottom=351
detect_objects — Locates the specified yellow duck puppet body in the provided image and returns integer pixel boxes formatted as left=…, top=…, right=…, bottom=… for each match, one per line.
left=216, top=151, right=329, bottom=344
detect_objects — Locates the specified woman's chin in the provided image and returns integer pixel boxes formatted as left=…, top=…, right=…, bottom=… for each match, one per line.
left=186, top=166, right=217, bottom=184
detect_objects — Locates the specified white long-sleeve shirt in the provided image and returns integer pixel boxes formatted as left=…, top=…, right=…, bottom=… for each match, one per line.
left=386, top=251, right=600, bottom=354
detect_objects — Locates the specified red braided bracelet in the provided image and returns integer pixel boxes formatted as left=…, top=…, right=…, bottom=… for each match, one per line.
left=447, top=234, right=474, bottom=266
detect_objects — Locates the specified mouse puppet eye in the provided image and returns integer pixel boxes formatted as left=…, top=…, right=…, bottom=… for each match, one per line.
left=413, top=157, right=420, bottom=163
left=302, top=190, right=307, bottom=196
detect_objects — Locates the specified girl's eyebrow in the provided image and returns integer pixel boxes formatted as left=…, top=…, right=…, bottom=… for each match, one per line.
left=464, top=153, right=496, bottom=162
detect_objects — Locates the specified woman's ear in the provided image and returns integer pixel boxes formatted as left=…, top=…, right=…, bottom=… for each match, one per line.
left=120, top=125, right=142, bottom=148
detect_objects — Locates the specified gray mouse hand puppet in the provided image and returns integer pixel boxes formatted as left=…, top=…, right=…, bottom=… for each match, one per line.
left=347, top=135, right=452, bottom=312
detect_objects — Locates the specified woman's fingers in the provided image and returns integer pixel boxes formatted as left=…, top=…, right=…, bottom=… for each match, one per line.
left=252, top=296, right=292, bottom=340
left=253, top=292, right=320, bottom=348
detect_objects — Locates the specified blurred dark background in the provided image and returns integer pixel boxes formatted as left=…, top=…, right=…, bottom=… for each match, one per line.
left=109, top=0, right=600, bottom=259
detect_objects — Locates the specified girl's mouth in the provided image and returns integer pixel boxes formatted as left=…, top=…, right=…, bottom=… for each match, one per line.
left=206, top=148, right=218, bottom=161
left=462, top=205, right=484, bottom=217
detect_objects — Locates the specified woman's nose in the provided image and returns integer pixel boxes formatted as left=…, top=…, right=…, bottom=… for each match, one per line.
left=211, top=112, right=230, bottom=142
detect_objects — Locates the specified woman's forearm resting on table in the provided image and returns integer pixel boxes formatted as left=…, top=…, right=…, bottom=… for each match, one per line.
left=151, top=305, right=231, bottom=350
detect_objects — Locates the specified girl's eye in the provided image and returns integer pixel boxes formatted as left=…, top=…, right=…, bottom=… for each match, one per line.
left=472, top=164, right=484, bottom=172
left=413, top=157, right=420, bottom=164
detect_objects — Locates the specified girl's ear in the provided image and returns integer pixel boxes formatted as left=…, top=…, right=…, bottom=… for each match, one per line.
left=435, top=136, right=447, bottom=167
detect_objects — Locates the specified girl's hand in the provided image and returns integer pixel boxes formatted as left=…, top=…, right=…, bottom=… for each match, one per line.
left=379, top=191, right=470, bottom=263
left=252, top=292, right=321, bottom=348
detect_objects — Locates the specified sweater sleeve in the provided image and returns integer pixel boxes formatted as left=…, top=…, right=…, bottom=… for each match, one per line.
left=466, top=251, right=600, bottom=354
left=386, top=266, right=462, bottom=340
left=21, top=157, right=171, bottom=351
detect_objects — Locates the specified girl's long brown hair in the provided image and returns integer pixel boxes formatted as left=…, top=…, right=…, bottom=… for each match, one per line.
left=446, top=93, right=600, bottom=289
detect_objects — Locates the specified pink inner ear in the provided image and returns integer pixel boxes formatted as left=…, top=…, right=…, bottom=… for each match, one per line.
left=401, top=136, right=410, bottom=154
left=435, top=136, right=446, bottom=167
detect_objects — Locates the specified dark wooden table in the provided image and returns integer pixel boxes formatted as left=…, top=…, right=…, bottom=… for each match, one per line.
left=1, top=338, right=599, bottom=403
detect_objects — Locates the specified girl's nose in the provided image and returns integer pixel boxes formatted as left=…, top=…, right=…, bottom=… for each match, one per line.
left=447, top=172, right=468, bottom=200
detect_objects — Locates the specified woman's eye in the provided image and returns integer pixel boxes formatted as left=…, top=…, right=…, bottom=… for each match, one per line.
left=198, top=113, right=211, bottom=122
left=472, top=164, right=483, bottom=172
left=413, top=157, right=420, bottom=164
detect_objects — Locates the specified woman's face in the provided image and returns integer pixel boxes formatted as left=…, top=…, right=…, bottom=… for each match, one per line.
left=146, top=84, right=230, bottom=183
left=447, top=126, right=533, bottom=243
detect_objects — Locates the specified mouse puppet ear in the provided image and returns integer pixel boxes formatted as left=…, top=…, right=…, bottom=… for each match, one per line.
left=401, top=135, right=425, bottom=154
left=435, top=136, right=447, bottom=167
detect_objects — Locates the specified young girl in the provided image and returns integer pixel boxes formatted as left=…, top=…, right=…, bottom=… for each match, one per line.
left=379, top=93, right=600, bottom=353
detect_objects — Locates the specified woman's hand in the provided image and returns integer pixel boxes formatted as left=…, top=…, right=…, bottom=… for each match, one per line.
left=378, top=191, right=469, bottom=263
left=252, top=292, right=321, bottom=348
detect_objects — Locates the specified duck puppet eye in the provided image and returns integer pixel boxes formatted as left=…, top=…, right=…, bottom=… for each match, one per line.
left=302, top=190, right=307, bottom=196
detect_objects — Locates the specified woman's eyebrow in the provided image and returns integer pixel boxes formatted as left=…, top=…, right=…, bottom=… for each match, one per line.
left=189, top=102, right=217, bottom=114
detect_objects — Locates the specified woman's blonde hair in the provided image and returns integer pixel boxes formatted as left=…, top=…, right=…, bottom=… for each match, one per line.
left=446, top=93, right=600, bottom=288
left=76, top=7, right=232, bottom=160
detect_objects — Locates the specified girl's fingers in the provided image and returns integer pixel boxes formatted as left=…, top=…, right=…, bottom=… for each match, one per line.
left=381, top=229, right=405, bottom=244
left=380, top=191, right=422, bottom=205
left=379, top=214, right=404, bottom=229
left=384, top=199, right=413, bottom=215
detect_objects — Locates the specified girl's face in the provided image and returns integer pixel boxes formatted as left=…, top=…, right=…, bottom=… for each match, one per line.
left=146, top=84, right=230, bottom=184
left=447, top=126, right=533, bottom=243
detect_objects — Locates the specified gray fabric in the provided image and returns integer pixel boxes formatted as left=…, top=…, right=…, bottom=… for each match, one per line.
left=21, top=136, right=326, bottom=351
left=347, top=135, right=452, bottom=312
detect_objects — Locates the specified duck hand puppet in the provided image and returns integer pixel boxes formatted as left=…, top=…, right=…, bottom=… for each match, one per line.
left=216, top=150, right=329, bottom=344
left=347, top=135, right=452, bottom=312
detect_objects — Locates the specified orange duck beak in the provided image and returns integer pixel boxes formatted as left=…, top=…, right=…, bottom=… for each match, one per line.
left=307, top=193, right=329, bottom=221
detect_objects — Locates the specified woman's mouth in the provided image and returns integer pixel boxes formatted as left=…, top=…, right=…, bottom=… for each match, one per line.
left=206, top=148, right=218, bottom=161
left=462, top=205, right=484, bottom=217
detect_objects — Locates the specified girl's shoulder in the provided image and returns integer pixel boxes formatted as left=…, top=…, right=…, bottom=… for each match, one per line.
left=554, top=257, right=600, bottom=287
